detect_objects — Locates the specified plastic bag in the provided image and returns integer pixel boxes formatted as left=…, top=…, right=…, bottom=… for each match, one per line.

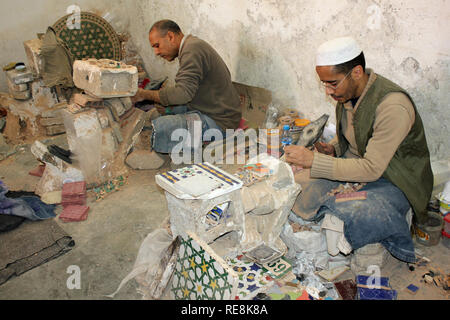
left=106, top=228, right=174, bottom=298
left=281, top=222, right=327, bottom=254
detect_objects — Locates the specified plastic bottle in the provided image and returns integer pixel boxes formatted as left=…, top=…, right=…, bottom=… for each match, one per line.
left=264, top=104, right=279, bottom=129
left=281, top=124, right=292, bottom=147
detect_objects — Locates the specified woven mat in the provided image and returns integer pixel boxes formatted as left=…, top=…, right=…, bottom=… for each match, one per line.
left=0, top=219, right=74, bottom=285
left=52, top=11, right=122, bottom=61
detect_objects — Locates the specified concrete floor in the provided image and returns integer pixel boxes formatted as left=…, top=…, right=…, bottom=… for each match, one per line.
left=0, top=135, right=448, bottom=300
left=0, top=135, right=167, bottom=300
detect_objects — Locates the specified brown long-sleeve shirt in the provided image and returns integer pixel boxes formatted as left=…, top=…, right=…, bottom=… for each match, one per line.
left=311, top=69, right=415, bottom=182
left=158, top=35, right=242, bottom=131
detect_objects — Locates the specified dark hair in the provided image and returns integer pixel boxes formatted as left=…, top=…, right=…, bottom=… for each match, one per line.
left=333, top=51, right=366, bottom=74
left=149, top=20, right=182, bottom=36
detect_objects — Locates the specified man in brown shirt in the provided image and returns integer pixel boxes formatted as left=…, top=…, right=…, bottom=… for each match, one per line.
left=131, top=20, right=241, bottom=168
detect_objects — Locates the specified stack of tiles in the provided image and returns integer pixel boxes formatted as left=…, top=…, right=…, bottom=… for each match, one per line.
left=59, top=181, right=89, bottom=222
left=40, top=102, right=67, bottom=136
left=5, top=66, right=34, bottom=100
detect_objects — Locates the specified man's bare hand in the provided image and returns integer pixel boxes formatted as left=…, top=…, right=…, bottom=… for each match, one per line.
left=284, top=145, right=315, bottom=169
left=314, top=141, right=336, bottom=156
left=131, top=88, right=148, bottom=104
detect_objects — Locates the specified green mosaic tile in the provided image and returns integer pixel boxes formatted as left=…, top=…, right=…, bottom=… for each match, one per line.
left=171, top=234, right=237, bottom=300
left=52, top=11, right=122, bottom=61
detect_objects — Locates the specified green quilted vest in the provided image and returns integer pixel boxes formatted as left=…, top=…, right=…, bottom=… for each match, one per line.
left=336, top=74, right=433, bottom=224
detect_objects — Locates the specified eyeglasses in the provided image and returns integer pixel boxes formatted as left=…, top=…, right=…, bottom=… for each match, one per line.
left=320, top=69, right=353, bottom=90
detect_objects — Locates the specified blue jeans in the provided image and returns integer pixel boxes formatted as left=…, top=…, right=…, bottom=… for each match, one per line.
left=151, top=106, right=225, bottom=154
left=0, top=181, right=56, bottom=221
left=292, top=177, right=416, bottom=263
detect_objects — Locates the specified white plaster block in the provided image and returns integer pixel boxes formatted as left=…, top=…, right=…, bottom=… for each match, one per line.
left=31, top=80, right=58, bottom=110
left=73, top=59, right=138, bottom=98
left=23, top=38, right=43, bottom=77
left=61, top=108, right=103, bottom=185
left=71, top=110, right=102, bottom=139
left=166, top=189, right=246, bottom=246
left=101, top=127, right=118, bottom=161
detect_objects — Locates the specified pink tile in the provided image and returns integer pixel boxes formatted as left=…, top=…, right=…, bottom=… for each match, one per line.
left=59, top=205, right=89, bottom=222
left=62, top=181, right=86, bottom=197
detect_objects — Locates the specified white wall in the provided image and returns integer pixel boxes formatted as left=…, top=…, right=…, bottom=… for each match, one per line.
left=0, top=0, right=449, bottom=162
left=123, top=0, right=450, bottom=162
left=0, top=0, right=128, bottom=92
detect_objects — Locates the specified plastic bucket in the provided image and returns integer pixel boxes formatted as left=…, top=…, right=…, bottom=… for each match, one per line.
left=442, top=231, right=450, bottom=249
left=414, top=211, right=444, bottom=246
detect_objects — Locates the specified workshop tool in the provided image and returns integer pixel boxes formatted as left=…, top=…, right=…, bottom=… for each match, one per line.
left=295, top=114, right=329, bottom=148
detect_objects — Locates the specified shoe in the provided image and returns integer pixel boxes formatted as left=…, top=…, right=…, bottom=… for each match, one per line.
left=48, top=145, right=72, bottom=164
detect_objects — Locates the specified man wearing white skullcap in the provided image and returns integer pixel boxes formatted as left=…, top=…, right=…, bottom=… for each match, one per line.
left=316, top=36, right=362, bottom=67
left=285, top=36, right=433, bottom=264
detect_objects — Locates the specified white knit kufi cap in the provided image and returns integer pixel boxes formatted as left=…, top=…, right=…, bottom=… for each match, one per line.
left=316, top=36, right=362, bottom=66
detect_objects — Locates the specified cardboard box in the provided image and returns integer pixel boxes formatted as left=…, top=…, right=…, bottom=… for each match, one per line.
left=233, top=82, right=272, bottom=129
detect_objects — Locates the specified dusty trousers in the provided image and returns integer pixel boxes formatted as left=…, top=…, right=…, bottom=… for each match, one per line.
left=291, top=169, right=416, bottom=263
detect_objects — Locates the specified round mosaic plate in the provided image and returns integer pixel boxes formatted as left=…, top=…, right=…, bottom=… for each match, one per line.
left=52, top=11, right=122, bottom=61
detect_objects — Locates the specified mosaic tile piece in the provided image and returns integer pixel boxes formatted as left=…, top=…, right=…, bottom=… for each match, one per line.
left=356, top=275, right=397, bottom=300
left=334, top=279, right=357, bottom=300
left=227, top=255, right=274, bottom=300
left=171, top=233, right=238, bottom=300
left=261, top=256, right=293, bottom=279
left=243, top=243, right=283, bottom=265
